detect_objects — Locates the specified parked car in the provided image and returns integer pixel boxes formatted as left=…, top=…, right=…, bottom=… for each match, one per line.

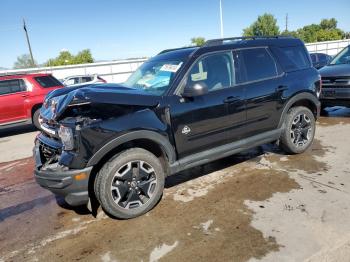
left=319, top=45, right=350, bottom=111
left=0, top=73, right=64, bottom=129
left=310, top=52, right=332, bottom=69
left=61, top=74, right=106, bottom=87
left=34, top=36, right=321, bottom=219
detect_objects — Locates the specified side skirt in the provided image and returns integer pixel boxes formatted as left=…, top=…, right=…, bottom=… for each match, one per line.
left=169, top=128, right=283, bottom=174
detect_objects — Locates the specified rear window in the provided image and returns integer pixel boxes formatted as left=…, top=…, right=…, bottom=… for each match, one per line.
left=274, top=46, right=311, bottom=72
left=0, top=79, right=26, bottom=95
left=34, top=75, right=62, bottom=88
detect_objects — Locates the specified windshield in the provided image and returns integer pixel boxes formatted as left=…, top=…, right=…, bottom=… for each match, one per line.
left=330, top=46, right=350, bottom=65
left=124, top=59, right=184, bottom=95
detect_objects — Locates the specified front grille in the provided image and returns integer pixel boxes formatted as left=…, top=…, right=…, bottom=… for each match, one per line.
left=322, top=77, right=350, bottom=88
left=39, top=140, right=60, bottom=164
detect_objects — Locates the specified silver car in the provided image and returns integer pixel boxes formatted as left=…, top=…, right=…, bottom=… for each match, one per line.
left=62, top=74, right=106, bottom=87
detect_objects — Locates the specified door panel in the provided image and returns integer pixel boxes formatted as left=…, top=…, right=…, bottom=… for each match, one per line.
left=0, top=79, right=28, bottom=125
left=169, top=90, right=234, bottom=158
left=235, top=47, right=282, bottom=137
left=169, top=51, right=246, bottom=158
left=244, top=77, right=283, bottom=136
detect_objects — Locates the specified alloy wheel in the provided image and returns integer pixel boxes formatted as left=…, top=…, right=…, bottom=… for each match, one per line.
left=110, top=160, right=157, bottom=209
left=290, top=113, right=312, bottom=147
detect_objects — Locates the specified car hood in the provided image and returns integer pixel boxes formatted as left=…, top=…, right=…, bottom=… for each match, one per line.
left=41, top=83, right=161, bottom=121
left=319, top=64, right=350, bottom=77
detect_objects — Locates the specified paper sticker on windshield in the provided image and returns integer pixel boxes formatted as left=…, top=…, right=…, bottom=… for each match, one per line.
left=160, top=63, right=182, bottom=73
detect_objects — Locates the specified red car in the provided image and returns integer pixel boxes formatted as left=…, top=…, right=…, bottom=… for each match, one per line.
left=0, top=73, right=64, bottom=129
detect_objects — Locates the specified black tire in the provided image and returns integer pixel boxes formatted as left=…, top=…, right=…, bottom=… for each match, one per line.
left=96, top=148, right=165, bottom=219
left=32, top=108, right=41, bottom=129
left=279, top=106, right=316, bottom=154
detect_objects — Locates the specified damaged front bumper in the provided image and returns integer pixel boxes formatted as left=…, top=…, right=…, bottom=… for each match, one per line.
left=34, top=134, right=92, bottom=206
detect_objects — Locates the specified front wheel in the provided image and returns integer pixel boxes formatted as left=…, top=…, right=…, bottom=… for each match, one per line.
left=279, top=106, right=316, bottom=154
left=96, top=148, right=165, bottom=219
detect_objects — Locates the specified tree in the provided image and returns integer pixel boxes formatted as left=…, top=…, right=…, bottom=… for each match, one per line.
left=243, top=13, right=280, bottom=37
left=191, top=37, right=206, bottom=46
left=45, top=49, right=94, bottom=67
left=74, top=49, right=94, bottom=64
left=295, top=19, right=344, bottom=43
left=13, top=54, right=37, bottom=69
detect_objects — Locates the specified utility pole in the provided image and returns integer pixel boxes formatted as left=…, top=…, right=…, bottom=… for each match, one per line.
left=285, top=13, right=289, bottom=32
left=23, top=18, right=35, bottom=66
left=219, top=0, right=224, bottom=38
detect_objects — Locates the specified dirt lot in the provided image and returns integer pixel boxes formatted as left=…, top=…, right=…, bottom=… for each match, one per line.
left=1, top=107, right=350, bottom=262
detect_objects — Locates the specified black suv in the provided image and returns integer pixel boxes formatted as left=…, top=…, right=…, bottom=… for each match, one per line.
left=34, top=36, right=321, bottom=219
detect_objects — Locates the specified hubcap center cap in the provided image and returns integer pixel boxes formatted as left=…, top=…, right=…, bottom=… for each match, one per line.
left=131, top=181, right=137, bottom=188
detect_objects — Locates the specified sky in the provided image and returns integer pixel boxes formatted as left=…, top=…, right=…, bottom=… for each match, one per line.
left=1, top=0, right=350, bottom=68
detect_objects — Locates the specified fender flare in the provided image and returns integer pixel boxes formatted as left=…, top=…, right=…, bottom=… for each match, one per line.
left=277, top=92, right=321, bottom=129
left=86, top=130, right=176, bottom=167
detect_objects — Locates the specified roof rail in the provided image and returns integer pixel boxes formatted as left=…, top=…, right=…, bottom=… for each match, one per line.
left=158, top=46, right=197, bottom=55
left=203, top=35, right=293, bottom=47
left=0, top=71, right=32, bottom=77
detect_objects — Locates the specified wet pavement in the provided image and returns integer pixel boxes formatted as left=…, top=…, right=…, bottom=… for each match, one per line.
left=1, top=107, right=350, bottom=262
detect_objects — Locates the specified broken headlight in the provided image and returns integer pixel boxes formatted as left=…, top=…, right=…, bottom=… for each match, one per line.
left=58, top=125, right=74, bottom=150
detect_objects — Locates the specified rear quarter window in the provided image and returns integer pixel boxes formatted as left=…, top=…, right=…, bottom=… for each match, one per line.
left=272, top=46, right=311, bottom=72
left=34, top=75, right=62, bottom=88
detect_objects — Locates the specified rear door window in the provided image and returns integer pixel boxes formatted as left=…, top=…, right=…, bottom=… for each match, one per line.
left=0, top=79, right=26, bottom=95
left=238, top=48, right=278, bottom=83
left=34, top=75, right=62, bottom=88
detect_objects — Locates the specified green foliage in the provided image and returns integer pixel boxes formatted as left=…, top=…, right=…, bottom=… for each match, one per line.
left=13, top=54, right=37, bottom=69
left=295, top=19, right=344, bottom=43
left=191, top=37, right=206, bottom=46
left=243, top=13, right=280, bottom=37
left=243, top=15, right=344, bottom=43
left=45, top=49, right=94, bottom=67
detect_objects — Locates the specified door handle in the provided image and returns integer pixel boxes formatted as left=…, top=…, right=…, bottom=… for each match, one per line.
left=223, top=96, right=240, bottom=104
left=276, top=85, right=288, bottom=92
left=21, top=94, right=29, bottom=98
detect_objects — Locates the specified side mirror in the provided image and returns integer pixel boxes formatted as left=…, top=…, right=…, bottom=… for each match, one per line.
left=183, top=82, right=208, bottom=98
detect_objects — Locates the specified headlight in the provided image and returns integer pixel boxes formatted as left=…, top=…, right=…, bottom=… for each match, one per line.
left=58, top=125, right=74, bottom=150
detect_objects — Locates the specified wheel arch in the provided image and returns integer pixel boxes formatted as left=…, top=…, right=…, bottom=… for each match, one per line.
left=278, top=92, right=320, bottom=129
left=87, top=130, right=176, bottom=172
left=31, top=103, right=42, bottom=118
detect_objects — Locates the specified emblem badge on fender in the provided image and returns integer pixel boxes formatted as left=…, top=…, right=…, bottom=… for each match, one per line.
left=182, top=125, right=191, bottom=135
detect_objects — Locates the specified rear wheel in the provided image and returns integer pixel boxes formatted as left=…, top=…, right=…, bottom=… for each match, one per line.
left=96, top=148, right=165, bottom=219
left=279, top=106, right=315, bottom=154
